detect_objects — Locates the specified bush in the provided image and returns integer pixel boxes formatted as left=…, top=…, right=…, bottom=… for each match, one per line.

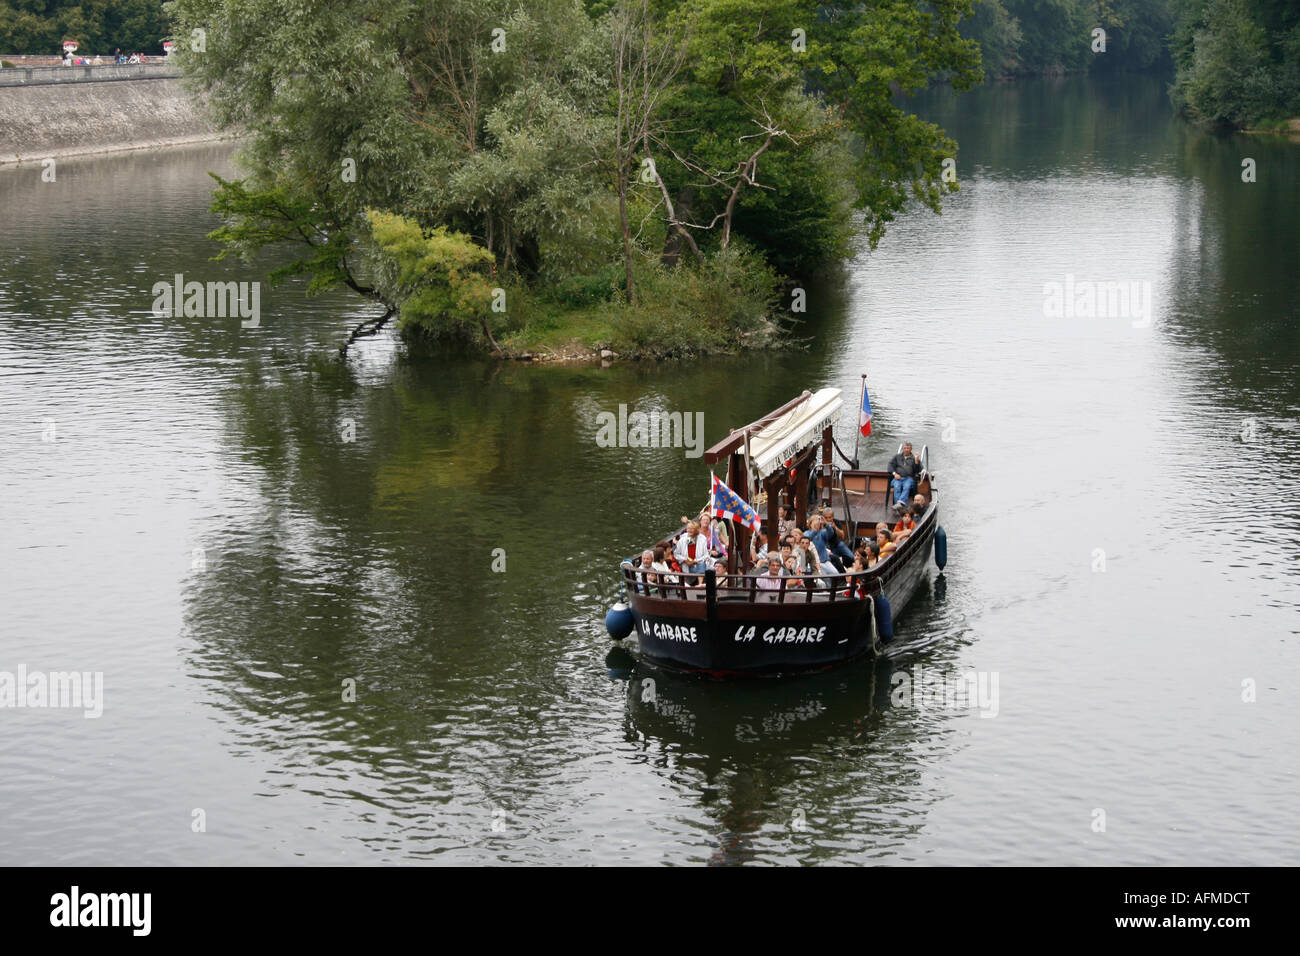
left=0, top=61, right=14, bottom=69
left=611, top=247, right=783, bottom=358
left=541, top=264, right=623, bottom=307
left=364, top=210, right=498, bottom=342
left=1172, top=0, right=1300, bottom=128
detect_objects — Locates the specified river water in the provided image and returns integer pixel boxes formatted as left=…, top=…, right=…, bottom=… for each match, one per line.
left=2, top=73, right=1297, bottom=865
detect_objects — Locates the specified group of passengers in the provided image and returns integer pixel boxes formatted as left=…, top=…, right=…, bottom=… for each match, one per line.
left=60, top=48, right=147, bottom=66
left=631, top=492, right=927, bottom=596
left=629, top=512, right=727, bottom=593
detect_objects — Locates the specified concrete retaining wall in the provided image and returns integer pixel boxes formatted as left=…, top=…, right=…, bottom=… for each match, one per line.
left=0, top=75, right=231, bottom=165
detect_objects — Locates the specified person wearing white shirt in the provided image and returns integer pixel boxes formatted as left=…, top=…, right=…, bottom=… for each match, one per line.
left=674, top=520, right=709, bottom=577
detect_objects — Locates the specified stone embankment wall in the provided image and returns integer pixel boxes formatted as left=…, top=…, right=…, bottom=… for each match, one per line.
left=0, top=65, right=229, bottom=165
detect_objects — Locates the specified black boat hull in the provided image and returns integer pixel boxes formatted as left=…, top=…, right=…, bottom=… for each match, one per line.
left=628, top=513, right=937, bottom=676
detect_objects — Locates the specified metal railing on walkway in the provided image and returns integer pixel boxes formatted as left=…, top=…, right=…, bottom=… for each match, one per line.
left=0, top=63, right=180, bottom=87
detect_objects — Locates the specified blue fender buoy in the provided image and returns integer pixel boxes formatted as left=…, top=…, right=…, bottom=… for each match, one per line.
left=874, top=593, right=894, bottom=643
left=934, top=525, right=947, bottom=570
left=605, top=602, right=634, bottom=640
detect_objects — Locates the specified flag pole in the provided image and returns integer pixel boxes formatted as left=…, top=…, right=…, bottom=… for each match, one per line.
left=710, top=470, right=719, bottom=550
left=851, top=373, right=866, bottom=468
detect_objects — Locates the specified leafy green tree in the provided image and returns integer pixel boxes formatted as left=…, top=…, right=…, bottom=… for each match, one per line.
left=172, top=0, right=987, bottom=349
left=961, top=0, right=1023, bottom=78
left=1171, top=0, right=1300, bottom=127
left=1001, top=0, right=1090, bottom=74
left=643, top=0, right=981, bottom=265
left=960, top=0, right=1173, bottom=78
left=172, top=0, right=611, bottom=283
left=365, top=210, right=500, bottom=345
left=1086, top=0, right=1174, bottom=72
left=602, top=0, right=692, bottom=302
left=207, top=174, right=382, bottom=300
left=816, top=0, right=984, bottom=247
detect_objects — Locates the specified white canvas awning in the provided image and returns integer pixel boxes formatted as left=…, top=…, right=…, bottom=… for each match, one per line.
left=747, top=388, right=842, bottom=481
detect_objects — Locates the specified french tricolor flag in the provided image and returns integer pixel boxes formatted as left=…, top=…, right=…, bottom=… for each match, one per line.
left=859, top=383, right=872, bottom=437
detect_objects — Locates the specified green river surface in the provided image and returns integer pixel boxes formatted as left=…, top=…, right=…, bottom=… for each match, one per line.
left=1, top=73, right=1297, bottom=864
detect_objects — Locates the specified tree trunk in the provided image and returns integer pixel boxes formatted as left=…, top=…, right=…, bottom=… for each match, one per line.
left=660, top=186, right=702, bottom=267
left=480, top=317, right=503, bottom=354
left=515, top=233, right=542, bottom=279
left=721, top=131, right=777, bottom=252
left=617, top=163, right=636, bottom=303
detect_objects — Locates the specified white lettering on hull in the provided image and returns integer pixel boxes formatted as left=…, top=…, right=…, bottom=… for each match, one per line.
left=733, top=625, right=827, bottom=644
left=638, top=620, right=699, bottom=644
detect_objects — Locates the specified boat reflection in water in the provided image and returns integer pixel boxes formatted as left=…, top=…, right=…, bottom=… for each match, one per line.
left=611, top=646, right=894, bottom=751
left=604, top=569, right=966, bottom=864
left=607, top=616, right=965, bottom=865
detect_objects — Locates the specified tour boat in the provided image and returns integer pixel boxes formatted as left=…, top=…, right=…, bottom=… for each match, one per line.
left=605, top=388, right=946, bottom=677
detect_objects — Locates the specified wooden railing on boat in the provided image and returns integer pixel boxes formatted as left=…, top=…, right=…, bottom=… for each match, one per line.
left=623, top=502, right=936, bottom=606
left=621, top=566, right=876, bottom=604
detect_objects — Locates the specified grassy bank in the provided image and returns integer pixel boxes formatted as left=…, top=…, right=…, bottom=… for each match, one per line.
left=398, top=248, right=787, bottom=362
left=499, top=301, right=615, bottom=360
left=1242, top=117, right=1300, bottom=136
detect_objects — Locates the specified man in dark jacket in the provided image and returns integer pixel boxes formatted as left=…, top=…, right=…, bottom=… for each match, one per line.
left=888, top=443, right=921, bottom=512
left=810, top=510, right=855, bottom=572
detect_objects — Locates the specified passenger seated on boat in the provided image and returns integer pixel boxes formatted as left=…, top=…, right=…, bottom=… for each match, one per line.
left=711, top=559, right=734, bottom=588
left=807, top=513, right=850, bottom=573
left=778, top=541, right=795, bottom=570
left=815, top=508, right=857, bottom=569
left=912, top=493, right=927, bottom=513
left=889, top=442, right=921, bottom=511
left=783, top=556, right=805, bottom=586
left=683, top=511, right=729, bottom=558
left=843, top=556, right=869, bottom=598
left=651, top=547, right=679, bottom=588
left=899, top=507, right=924, bottom=539
left=779, top=507, right=799, bottom=540
left=674, top=520, right=710, bottom=577
left=894, top=509, right=917, bottom=534
left=793, top=533, right=822, bottom=580
left=699, top=513, right=728, bottom=558
left=876, top=528, right=896, bottom=559
left=749, top=530, right=769, bottom=568
left=635, top=550, right=657, bottom=592
left=756, top=557, right=784, bottom=590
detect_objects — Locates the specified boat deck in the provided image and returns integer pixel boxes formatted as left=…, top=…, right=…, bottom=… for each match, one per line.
left=824, top=472, right=904, bottom=540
